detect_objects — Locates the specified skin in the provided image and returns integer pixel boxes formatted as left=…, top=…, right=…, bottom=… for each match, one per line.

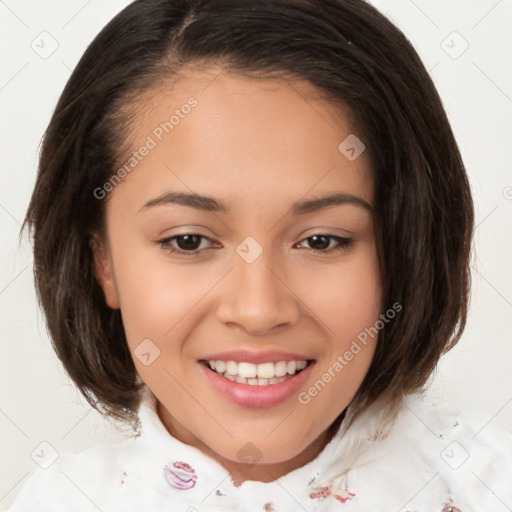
left=92, top=67, right=382, bottom=485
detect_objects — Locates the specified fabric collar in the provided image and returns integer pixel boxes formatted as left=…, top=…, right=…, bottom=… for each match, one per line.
left=134, top=385, right=401, bottom=510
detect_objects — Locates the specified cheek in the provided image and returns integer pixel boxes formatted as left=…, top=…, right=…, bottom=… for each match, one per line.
left=299, top=247, right=382, bottom=341
left=110, top=237, right=221, bottom=343
left=295, top=247, right=381, bottom=411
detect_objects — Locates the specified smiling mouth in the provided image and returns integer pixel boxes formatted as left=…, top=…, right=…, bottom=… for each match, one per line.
left=199, top=359, right=314, bottom=386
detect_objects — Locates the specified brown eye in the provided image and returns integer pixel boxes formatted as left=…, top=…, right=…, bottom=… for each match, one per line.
left=174, top=234, right=202, bottom=251
left=306, top=235, right=330, bottom=250
left=296, top=234, right=353, bottom=253
left=158, top=234, right=216, bottom=256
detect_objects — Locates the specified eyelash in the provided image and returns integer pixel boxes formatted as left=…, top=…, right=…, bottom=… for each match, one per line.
left=157, top=233, right=353, bottom=257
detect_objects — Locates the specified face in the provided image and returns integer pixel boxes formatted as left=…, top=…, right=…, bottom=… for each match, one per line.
left=93, top=67, right=381, bottom=479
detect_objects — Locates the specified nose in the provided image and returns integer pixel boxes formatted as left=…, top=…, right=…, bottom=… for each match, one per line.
left=215, top=248, right=301, bottom=336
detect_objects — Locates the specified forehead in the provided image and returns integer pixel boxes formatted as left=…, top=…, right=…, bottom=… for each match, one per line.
left=109, top=68, right=374, bottom=214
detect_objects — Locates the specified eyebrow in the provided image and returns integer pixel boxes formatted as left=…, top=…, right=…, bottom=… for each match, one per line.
left=140, top=191, right=372, bottom=214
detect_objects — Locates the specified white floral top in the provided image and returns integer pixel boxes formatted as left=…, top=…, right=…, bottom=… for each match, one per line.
left=8, top=386, right=512, bottom=511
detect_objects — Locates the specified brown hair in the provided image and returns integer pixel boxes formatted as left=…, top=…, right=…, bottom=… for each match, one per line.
left=21, top=0, right=474, bottom=429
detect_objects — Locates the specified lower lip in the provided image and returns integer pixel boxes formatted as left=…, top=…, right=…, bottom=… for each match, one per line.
left=198, top=361, right=314, bottom=408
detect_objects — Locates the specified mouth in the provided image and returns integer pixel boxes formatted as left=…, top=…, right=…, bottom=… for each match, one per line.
left=198, top=357, right=316, bottom=408
left=199, top=359, right=313, bottom=386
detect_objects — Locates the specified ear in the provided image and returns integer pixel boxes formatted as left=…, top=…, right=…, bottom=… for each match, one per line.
left=89, top=233, right=121, bottom=309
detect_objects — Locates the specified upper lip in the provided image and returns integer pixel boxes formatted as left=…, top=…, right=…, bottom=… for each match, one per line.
left=199, top=349, right=314, bottom=364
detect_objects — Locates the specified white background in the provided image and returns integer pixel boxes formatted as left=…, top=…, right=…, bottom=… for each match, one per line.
left=1, top=0, right=511, bottom=509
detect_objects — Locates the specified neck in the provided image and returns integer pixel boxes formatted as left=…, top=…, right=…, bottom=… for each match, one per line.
left=157, top=401, right=345, bottom=485
left=223, top=413, right=345, bottom=486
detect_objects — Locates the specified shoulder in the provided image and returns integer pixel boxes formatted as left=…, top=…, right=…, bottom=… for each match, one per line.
left=7, top=436, right=144, bottom=512
left=371, top=394, right=512, bottom=509
left=319, top=393, right=512, bottom=510
left=395, top=393, right=512, bottom=467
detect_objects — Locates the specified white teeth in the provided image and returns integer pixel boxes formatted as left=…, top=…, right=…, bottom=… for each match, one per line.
left=287, top=361, right=297, bottom=375
left=274, top=361, right=288, bottom=377
left=238, top=362, right=257, bottom=378
left=226, top=361, right=238, bottom=376
left=207, top=359, right=309, bottom=382
left=257, top=362, right=275, bottom=379
left=217, top=372, right=290, bottom=386
left=215, top=360, right=226, bottom=373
